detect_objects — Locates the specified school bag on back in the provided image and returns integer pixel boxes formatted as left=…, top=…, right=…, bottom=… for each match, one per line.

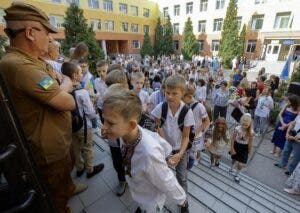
left=71, top=90, right=83, bottom=132
left=160, top=102, right=195, bottom=150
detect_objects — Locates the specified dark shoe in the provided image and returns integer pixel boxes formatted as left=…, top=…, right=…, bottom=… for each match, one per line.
left=181, top=201, right=189, bottom=213
left=215, top=161, right=220, bottom=167
left=187, top=158, right=194, bottom=170
left=234, top=175, right=240, bottom=183
left=274, top=163, right=279, bottom=167
left=87, top=163, right=104, bottom=179
left=116, top=181, right=127, bottom=197
left=76, top=169, right=85, bottom=177
left=285, top=171, right=291, bottom=176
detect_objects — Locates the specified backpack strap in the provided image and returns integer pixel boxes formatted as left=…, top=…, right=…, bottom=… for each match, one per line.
left=160, top=102, right=168, bottom=128
left=191, top=101, right=199, bottom=111
left=178, top=105, right=190, bottom=132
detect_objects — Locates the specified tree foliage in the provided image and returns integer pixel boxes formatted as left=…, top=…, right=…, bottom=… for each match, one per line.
left=153, top=17, right=164, bottom=57
left=61, top=3, right=104, bottom=73
left=182, top=17, right=199, bottom=60
left=140, top=32, right=154, bottom=58
left=218, top=0, right=239, bottom=68
left=291, top=65, right=300, bottom=82
left=162, top=16, right=174, bottom=56
left=0, top=36, right=8, bottom=59
left=237, top=24, right=246, bottom=57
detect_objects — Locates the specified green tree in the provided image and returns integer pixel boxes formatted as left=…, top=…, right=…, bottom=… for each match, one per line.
left=182, top=17, right=199, bottom=60
left=162, top=15, right=174, bottom=56
left=61, top=3, right=104, bottom=74
left=291, top=65, right=300, bottom=82
left=236, top=24, right=246, bottom=57
left=218, top=0, right=239, bottom=68
left=153, top=17, right=164, bottom=57
left=0, top=36, right=8, bottom=59
left=140, top=32, right=154, bottom=58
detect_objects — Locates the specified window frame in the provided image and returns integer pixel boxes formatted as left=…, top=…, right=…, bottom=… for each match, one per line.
left=251, top=15, right=264, bottom=30
left=119, top=3, right=128, bottom=14
left=213, top=18, right=223, bottom=32
left=121, top=22, right=128, bottom=32
left=105, top=20, right=114, bottom=31
left=216, top=0, right=225, bottom=10
left=144, top=25, right=150, bottom=34
left=131, top=23, right=139, bottom=33
left=163, top=7, right=169, bottom=18
left=131, top=6, right=139, bottom=16
left=173, top=23, right=180, bottom=34
left=211, top=40, right=220, bottom=51
left=200, top=0, right=208, bottom=12
left=198, top=20, right=206, bottom=33
left=103, top=0, right=113, bottom=12
left=88, top=0, right=99, bottom=9
left=174, top=5, right=180, bottom=16
left=143, top=8, right=150, bottom=17
left=132, top=40, right=140, bottom=49
left=186, top=2, right=193, bottom=14
left=273, top=12, right=291, bottom=29
left=246, top=40, right=257, bottom=53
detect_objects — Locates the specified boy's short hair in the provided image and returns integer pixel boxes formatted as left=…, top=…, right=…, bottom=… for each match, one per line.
left=96, top=60, right=108, bottom=68
left=103, top=88, right=142, bottom=122
left=61, top=62, right=79, bottom=79
left=105, top=69, right=128, bottom=87
left=184, top=84, right=196, bottom=96
left=165, top=74, right=186, bottom=91
left=107, top=64, right=122, bottom=73
left=131, top=71, right=145, bottom=81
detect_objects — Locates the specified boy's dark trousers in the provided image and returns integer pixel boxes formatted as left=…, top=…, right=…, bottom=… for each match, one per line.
left=109, top=145, right=126, bottom=182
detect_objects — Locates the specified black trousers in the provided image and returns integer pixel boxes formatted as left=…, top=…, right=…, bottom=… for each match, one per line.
left=109, top=146, right=126, bottom=182
left=213, top=105, right=227, bottom=121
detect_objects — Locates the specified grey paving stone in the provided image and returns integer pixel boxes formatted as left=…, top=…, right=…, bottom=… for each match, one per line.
left=249, top=194, right=275, bottom=210
left=189, top=184, right=216, bottom=208
left=190, top=167, right=212, bottom=181
left=189, top=196, right=207, bottom=213
left=211, top=200, right=237, bottom=213
left=274, top=205, right=297, bottom=213
left=85, top=191, right=127, bottom=213
left=119, top=187, right=134, bottom=208
left=249, top=200, right=274, bottom=213
left=101, top=167, right=119, bottom=191
left=68, top=195, right=85, bottom=213
left=209, top=177, right=230, bottom=192
left=220, top=193, right=248, bottom=213
left=227, top=187, right=251, bottom=205
left=78, top=176, right=111, bottom=207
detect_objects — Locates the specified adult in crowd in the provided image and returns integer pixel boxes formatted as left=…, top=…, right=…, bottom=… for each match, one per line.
left=0, top=2, right=85, bottom=212
left=213, top=81, right=230, bottom=121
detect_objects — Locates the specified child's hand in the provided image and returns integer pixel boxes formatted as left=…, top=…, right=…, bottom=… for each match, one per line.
left=168, top=153, right=181, bottom=166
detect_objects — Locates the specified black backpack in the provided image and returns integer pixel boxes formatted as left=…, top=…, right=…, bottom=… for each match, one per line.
left=139, top=112, right=157, bottom=132
left=160, top=102, right=198, bottom=150
left=71, top=89, right=87, bottom=142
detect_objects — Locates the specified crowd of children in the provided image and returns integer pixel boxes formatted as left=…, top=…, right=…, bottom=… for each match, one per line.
left=49, top=40, right=300, bottom=211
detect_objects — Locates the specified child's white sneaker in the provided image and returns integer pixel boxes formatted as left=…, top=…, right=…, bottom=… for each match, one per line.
left=234, top=175, right=240, bottom=183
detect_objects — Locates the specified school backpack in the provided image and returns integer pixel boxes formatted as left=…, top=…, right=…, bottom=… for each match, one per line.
left=160, top=102, right=198, bottom=150
left=139, top=112, right=157, bottom=132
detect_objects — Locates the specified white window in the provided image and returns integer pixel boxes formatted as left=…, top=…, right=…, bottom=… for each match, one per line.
left=173, top=40, right=179, bottom=50
left=131, top=24, right=139, bottom=33
left=174, top=5, right=180, bottom=16
left=255, top=0, right=267, bottom=4
left=121, top=22, right=128, bottom=32
left=237, top=17, right=242, bottom=30
left=132, top=40, right=140, bottom=49
left=90, top=19, right=101, bottom=30
left=213, top=18, right=223, bottom=31
left=103, top=0, right=113, bottom=12
left=144, top=25, right=150, bottom=34
left=274, top=12, right=291, bottom=29
left=198, top=20, right=206, bottom=33
left=49, top=15, right=64, bottom=28
left=200, top=0, right=208, bottom=12
left=251, top=15, right=264, bottom=30
left=186, top=2, right=193, bottom=14
left=173, top=23, right=179, bottom=34
left=105, top=20, right=114, bottom=31
left=211, top=40, right=220, bottom=51
left=163, top=7, right=168, bottom=17
left=0, top=8, right=5, bottom=24
left=199, top=40, right=204, bottom=51
left=88, top=0, right=99, bottom=8
left=216, top=0, right=225, bottom=10
left=131, top=6, right=139, bottom=16
left=246, top=40, right=256, bottom=53
left=66, top=0, right=79, bottom=5
left=143, top=8, right=150, bottom=17
left=119, top=3, right=128, bottom=14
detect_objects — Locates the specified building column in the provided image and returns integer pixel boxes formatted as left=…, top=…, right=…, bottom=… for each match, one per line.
left=101, top=40, right=107, bottom=59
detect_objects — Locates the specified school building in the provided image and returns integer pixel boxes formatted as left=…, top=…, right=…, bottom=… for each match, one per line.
left=0, top=0, right=159, bottom=57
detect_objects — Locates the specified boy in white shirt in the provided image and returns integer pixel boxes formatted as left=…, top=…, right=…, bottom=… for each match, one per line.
left=183, top=84, right=210, bottom=167
left=131, top=71, right=150, bottom=113
left=151, top=75, right=194, bottom=213
left=61, top=62, right=104, bottom=178
left=101, top=88, right=188, bottom=213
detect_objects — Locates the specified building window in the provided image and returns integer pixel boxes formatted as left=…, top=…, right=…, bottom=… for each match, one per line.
left=237, top=17, right=242, bottom=30
left=105, top=20, right=114, bottom=31
left=52, top=0, right=61, bottom=3
left=119, top=3, right=128, bottom=14
left=251, top=15, right=264, bottom=30
left=216, top=0, right=225, bottom=10
left=143, top=8, right=150, bottom=17
left=200, top=0, right=208, bottom=12
left=198, top=20, right=206, bottom=33
left=173, top=23, right=179, bottom=34
left=186, top=2, right=193, bottom=14
left=66, top=0, right=79, bottom=5
left=274, top=12, right=291, bottom=29
left=131, top=24, right=139, bottom=33
left=90, top=19, right=101, bottom=30
left=174, top=5, right=180, bottom=16
left=213, top=18, right=223, bottom=31
left=199, top=40, right=204, bottom=51
left=103, top=0, right=113, bottom=11
left=131, top=6, right=139, bottom=16
left=163, top=7, right=168, bottom=18
left=144, top=25, right=150, bottom=34
left=173, top=40, right=179, bottom=50
left=49, top=15, right=64, bottom=28
left=246, top=40, right=256, bottom=53
left=88, top=0, right=99, bottom=8
left=132, top=40, right=140, bottom=49
left=0, top=8, right=5, bottom=24
left=211, top=40, right=220, bottom=51
left=254, top=0, right=267, bottom=4
left=121, top=22, right=128, bottom=32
